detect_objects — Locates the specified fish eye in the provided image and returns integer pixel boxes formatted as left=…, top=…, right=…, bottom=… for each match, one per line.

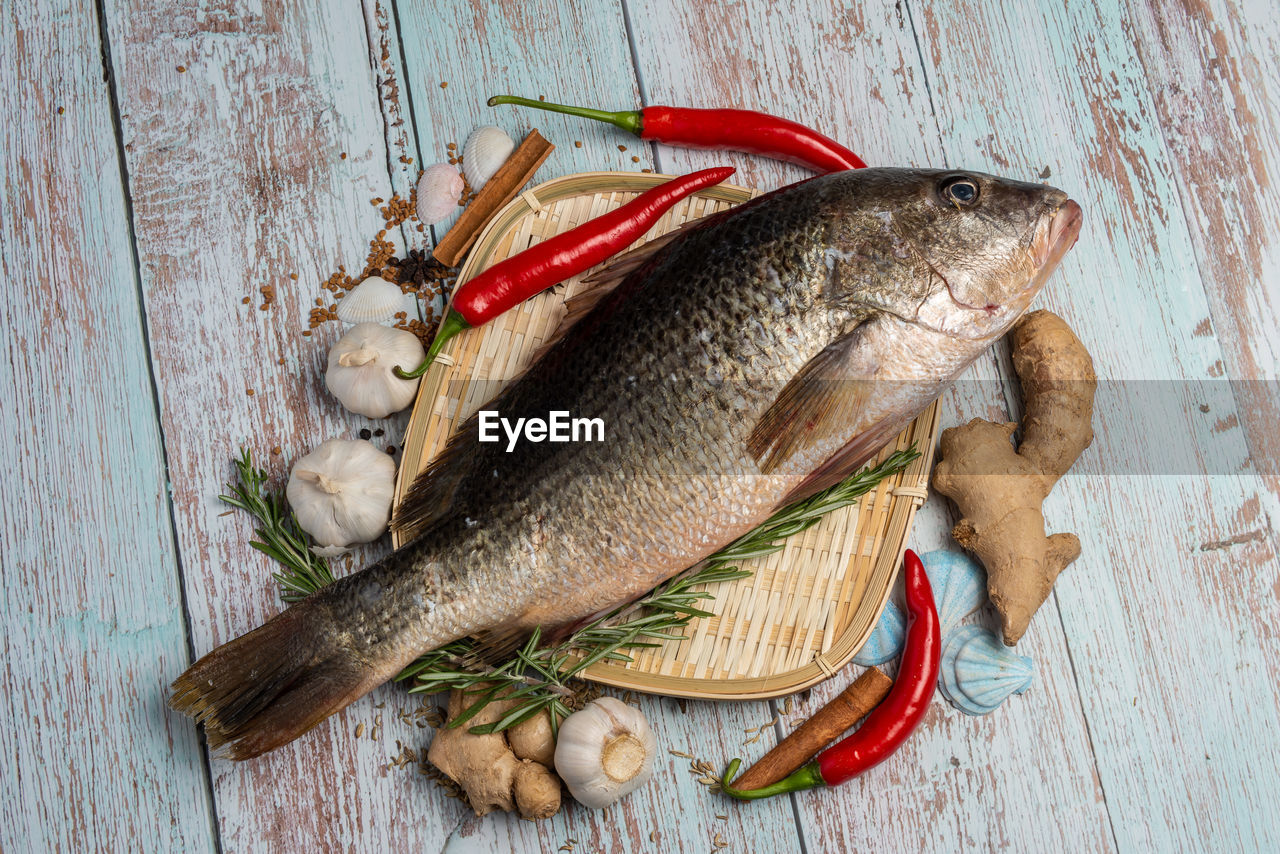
left=939, top=176, right=980, bottom=207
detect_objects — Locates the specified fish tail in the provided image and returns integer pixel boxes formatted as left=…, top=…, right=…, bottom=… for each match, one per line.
left=169, top=601, right=385, bottom=760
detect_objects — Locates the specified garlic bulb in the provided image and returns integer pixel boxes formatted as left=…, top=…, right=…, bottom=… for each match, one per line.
left=286, top=439, right=396, bottom=549
left=553, top=697, right=656, bottom=808
left=326, top=322, right=424, bottom=418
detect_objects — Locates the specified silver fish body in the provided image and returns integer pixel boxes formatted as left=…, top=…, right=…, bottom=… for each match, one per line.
left=171, top=168, right=1081, bottom=758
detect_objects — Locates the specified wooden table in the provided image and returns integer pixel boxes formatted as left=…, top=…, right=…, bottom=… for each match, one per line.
left=4, top=0, right=1277, bottom=850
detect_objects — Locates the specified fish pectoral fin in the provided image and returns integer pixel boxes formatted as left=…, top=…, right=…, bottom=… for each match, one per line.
left=747, top=327, right=876, bottom=474
left=776, top=418, right=908, bottom=506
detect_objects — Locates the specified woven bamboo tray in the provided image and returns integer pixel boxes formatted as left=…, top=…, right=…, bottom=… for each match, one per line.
left=393, top=171, right=940, bottom=700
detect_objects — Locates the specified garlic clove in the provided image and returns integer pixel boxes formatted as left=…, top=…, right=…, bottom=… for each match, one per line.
left=325, top=323, right=425, bottom=419
left=554, top=696, right=656, bottom=809
left=286, top=438, right=396, bottom=548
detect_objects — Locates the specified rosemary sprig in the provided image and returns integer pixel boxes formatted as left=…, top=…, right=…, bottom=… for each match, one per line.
left=220, top=444, right=919, bottom=734
left=219, top=448, right=335, bottom=602
left=396, top=447, right=920, bottom=734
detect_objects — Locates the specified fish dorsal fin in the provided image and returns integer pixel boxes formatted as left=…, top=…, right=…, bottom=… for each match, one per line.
left=391, top=405, right=495, bottom=539
left=747, top=327, right=877, bottom=474
left=527, top=222, right=696, bottom=365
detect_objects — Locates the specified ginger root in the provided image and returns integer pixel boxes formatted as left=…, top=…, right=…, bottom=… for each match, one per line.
left=933, top=310, right=1096, bottom=645
left=427, top=688, right=561, bottom=819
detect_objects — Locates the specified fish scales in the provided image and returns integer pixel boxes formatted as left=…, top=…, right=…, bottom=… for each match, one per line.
left=170, top=168, right=1081, bottom=758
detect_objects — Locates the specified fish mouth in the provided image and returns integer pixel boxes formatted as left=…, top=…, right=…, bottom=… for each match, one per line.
left=1033, top=199, right=1082, bottom=272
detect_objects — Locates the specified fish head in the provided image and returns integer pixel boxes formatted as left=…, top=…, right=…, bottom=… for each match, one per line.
left=823, top=169, right=1082, bottom=340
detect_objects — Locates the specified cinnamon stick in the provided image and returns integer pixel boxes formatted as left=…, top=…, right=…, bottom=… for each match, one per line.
left=731, top=667, right=893, bottom=791
left=432, top=129, right=554, bottom=267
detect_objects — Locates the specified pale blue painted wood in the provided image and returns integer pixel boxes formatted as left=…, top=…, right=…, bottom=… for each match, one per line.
left=1123, top=0, right=1280, bottom=477
left=624, top=1, right=1117, bottom=851
left=97, top=0, right=458, bottom=849
left=27, top=0, right=1279, bottom=850
left=910, top=0, right=1280, bottom=850
left=0, top=0, right=216, bottom=850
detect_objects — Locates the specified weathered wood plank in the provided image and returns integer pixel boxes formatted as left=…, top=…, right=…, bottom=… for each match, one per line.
left=390, top=1, right=805, bottom=849
left=97, top=0, right=453, bottom=849
left=625, top=0, right=1116, bottom=850
left=1125, top=0, right=1280, bottom=495
left=0, top=1, right=216, bottom=850
left=910, top=0, right=1280, bottom=849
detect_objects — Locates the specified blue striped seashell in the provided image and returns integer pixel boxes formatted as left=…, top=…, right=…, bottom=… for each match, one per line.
left=853, top=599, right=905, bottom=666
left=922, top=549, right=987, bottom=637
left=939, top=625, right=1034, bottom=716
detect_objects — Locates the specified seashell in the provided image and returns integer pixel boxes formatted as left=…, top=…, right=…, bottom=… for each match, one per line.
left=922, top=549, right=988, bottom=636
left=416, top=162, right=464, bottom=224
left=336, top=275, right=408, bottom=325
left=462, top=125, right=515, bottom=191
left=938, top=625, right=1033, bottom=716
left=853, top=599, right=905, bottom=666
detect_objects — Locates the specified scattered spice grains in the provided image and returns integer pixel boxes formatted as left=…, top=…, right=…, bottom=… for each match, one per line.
left=373, top=428, right=384, bottom=437
left=574, top=140, right=583, bottom=148
left=246, top=389, right=255, bottom=396
left=617, top=144, right=628, bottom=152
left=631, top=155, right=640, bottom=163
left=440, top=81, right=448, bottom=88
left=309, top=176, right=456, bottom=346
left=359, top=428, right=372, bottom=440
left=176, top=65, right=187, bottom=73
left=340, top=152, right=348, bottom=160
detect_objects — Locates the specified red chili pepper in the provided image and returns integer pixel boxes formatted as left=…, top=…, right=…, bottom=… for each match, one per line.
left=720, top=549, right=940, bottom=799
left=395, top=166, right=735, bottom=379
left=488, top=95, right=867, bottom=173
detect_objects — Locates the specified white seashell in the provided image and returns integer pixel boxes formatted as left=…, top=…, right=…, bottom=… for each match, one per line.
left=416, top=162, right=464, bottom=224
left=336, top=276, right=408, bottom=325
left=462, top=125, right=514, bottom=191
left=938, top=625, right=1034, bottom=716
left=853, top=599, right=905, bottom=666
left=922, top=549, right=987, bottom=636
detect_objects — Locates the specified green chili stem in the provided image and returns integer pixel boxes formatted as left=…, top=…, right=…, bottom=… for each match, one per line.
left=487, top=95, right=643, bottom=136
left=718, top=758, right=826, bottom=800
left=394, top=309, right=471, bottom=379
